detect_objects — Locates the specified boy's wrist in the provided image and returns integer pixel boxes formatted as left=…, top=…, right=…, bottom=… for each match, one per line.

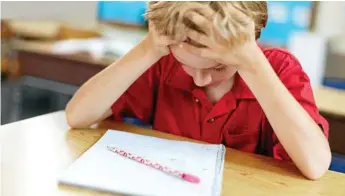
left=239, top=42, right=265, bottom=68
left=142, top=35, right=166, bottom=60
left=230, top=43, right=270, bottom=75
left=237, top=45, right=277, bottom=85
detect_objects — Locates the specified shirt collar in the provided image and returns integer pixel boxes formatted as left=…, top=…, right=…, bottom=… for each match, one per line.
left=165, top=54, right=256, bottom=100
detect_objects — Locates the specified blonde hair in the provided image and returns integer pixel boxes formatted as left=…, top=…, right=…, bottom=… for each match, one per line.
left=144, top=1, right=267, bottom=45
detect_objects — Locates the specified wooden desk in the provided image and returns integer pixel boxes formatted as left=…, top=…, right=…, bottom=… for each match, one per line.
left=1, top=111, right=345, bottom=196
left=314, top=86, right=345, bottom=118
left=6, top=41, right=115, bottom=123
left=14, top=40, right=111, bottom=86
left=314, top=87, right=345, bottom=155
left=13, top=42, right=345, bottom=155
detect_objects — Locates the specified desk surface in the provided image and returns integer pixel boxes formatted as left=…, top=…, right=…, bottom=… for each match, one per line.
left=1, top=111, right=345, bottom=196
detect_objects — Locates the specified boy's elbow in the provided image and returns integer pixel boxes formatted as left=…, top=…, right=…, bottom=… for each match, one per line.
left=304, top=166, right=328, bottom=181
left=66, top=111, right=82, bottom=129
left=303, top=151, right=332, bottom=181
left=65, top=103, right=89, bottom=129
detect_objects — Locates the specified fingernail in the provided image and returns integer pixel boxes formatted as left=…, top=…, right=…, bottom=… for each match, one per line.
left=179, top=43, right=183, bottom=48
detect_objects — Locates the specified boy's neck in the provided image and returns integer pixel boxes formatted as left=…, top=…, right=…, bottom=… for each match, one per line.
left=204, top=77, right=235, bottom=104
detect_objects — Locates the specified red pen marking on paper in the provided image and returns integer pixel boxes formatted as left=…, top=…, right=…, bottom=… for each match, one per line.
left=107, top=146, right=200, bottom=184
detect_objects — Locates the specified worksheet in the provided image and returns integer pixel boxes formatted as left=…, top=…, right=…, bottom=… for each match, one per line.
left=58, top=130, right=225, bottom=196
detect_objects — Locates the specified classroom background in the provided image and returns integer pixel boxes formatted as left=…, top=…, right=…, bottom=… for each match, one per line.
left=1, top=1, right=345, bottom=173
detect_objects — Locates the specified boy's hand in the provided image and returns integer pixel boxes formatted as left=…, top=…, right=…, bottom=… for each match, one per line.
left=145, top=22, right=179, bottom=58
left=179, top=5, right=260, bottom=72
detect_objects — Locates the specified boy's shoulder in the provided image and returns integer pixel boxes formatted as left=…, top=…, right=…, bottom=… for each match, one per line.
left=261, top=46, right=298, bottom=61
left=259, top=45, right=303, bottom=75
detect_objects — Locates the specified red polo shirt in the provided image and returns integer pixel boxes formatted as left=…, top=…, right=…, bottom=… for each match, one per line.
left=111, top=47, right=329, bottom=161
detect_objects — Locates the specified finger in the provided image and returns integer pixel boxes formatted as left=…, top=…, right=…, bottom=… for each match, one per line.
left=186, top=11, right=212, bottom=34
left=179, top=42, right=212, bottom=59
left=149, top=22, right=179, bottom=45
left=149, top=1, right=168, bottom=10
left=173, top=23, right=188, bottom=41
left=194, top=5, right=216, bottom=20
left=186, top=29, right=213, bottom=47
left=148, top=21, right=157, bottom=30
left=158, top=36, right=179, bottom=46
left=149, top=21, right=160, bottom=36
left=228, top=4, right=253, bottom=27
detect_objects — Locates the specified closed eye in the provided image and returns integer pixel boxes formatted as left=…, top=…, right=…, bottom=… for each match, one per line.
left=213, top=66, right=227, bottom=72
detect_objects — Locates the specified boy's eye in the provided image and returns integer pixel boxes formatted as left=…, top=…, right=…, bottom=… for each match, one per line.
left=184, top=37, right=191, bottom=43
left=213, top=67, right=226, bottom=72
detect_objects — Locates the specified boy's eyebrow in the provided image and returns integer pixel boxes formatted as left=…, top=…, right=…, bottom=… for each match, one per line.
left=181, top=62, right=224, bottom=70
left=174, top=53, right=224, bottom=69
left=214, top=64, right=225, bottom=68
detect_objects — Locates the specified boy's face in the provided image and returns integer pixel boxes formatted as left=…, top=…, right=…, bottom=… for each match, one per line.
left=170, top=44, right=237, bottom=87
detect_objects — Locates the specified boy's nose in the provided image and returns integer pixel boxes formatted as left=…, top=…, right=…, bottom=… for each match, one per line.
left=193, top=71, right=212, bottom=87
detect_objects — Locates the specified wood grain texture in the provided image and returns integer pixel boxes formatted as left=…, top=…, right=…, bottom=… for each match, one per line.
left=1, top=111, right=345, bottom=196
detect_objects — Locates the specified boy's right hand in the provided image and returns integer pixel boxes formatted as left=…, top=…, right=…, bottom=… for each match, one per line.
left=145, top=22, right=179, bottom=58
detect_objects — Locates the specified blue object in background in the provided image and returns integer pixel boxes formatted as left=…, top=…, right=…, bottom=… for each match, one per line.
left=330, top=154, right=345, bottom=173
left=98, top=1, right=148, bottom=25
left=123, top=117, right=152, bottom=129
left=323, top=78, right=345, bottom=90
left=259, top=1, right=313, bottom=47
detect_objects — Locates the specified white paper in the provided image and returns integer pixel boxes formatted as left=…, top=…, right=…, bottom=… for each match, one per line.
left=287, top=32, right=327, bottom=89
left=58, top=130, right=225, bottom=196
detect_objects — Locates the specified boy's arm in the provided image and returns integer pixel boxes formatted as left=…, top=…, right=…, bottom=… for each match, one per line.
left=65, top=36, right=162, bottom=129
left=238, top=46, right=331, bottom=180
left=178, top=6, right=330, bottom=180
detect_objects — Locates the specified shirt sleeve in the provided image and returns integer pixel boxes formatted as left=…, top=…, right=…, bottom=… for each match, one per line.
left=110, top=59, right=162, bottom=124
left=261, top=48, right=329, bottom=161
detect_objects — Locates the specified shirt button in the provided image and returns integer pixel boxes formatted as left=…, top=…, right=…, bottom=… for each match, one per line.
left=195, top=98, right=200, bottom=103
left=208, top=118, right=215, bottom=123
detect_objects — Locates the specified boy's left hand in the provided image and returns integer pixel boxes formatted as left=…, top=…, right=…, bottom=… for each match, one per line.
left=179, top=5, right=260, bottom=72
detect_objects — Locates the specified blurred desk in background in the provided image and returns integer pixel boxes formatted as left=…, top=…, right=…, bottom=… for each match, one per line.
left=314, top=87, right=345, bottom=155
left=14, top=40, right=112, bottom=86
left=2, top=20, right=147, bottom=124
left=12, top=41, right=345, bottom=156
left=6, top=40, right=115, bottom=123
left=315, top=87, right=345, bottom=118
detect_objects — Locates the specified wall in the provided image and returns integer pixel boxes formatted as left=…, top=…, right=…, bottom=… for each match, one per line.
left=315, top=1, right=345, bottom=37
left=1, top=1, right=98, bottom=26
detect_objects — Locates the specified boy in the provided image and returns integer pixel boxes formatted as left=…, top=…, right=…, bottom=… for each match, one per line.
left=66, top=1, right=331, bottom=180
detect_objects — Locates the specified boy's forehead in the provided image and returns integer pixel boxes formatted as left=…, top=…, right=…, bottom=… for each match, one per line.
left=170, top=45, right=219, bottom=69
